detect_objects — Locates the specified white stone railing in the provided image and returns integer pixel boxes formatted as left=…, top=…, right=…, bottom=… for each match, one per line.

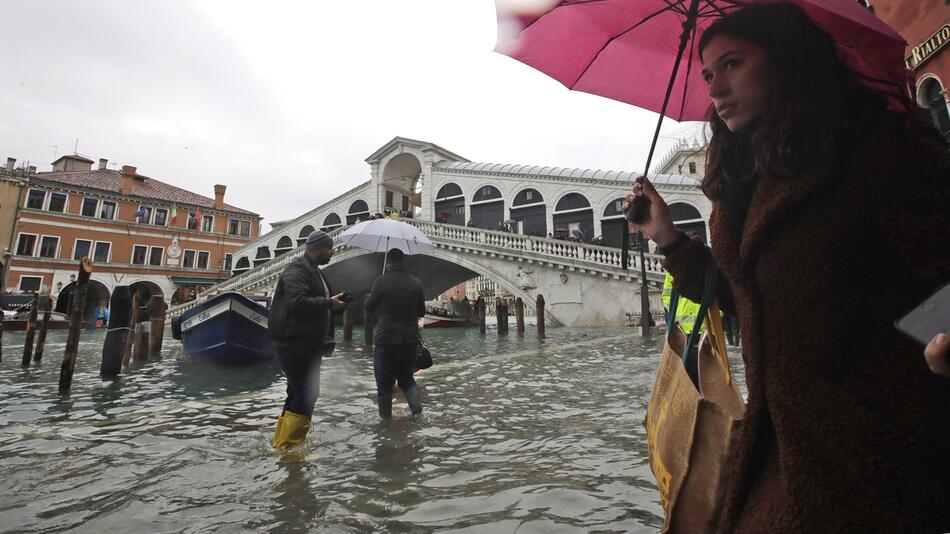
left=168, top=220, right=665, bottom=317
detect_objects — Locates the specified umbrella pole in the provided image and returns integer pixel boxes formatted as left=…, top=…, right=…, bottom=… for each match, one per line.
left=631, top=0, right=702, bottom=337
left=382, top=237, right=389, bottom=274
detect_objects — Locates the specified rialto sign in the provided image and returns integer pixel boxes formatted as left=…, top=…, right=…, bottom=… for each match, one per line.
left=906, top=23, right=950, bottom=70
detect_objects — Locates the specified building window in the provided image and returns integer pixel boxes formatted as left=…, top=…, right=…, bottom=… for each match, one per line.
left=240, top=220, right=251, bottom=237
left=15, top=233, right=37, bottom=256
left=386, top=190, right=394, bottom=208
left=131, top=245, right=148, bottom=265
left=224, top=253, right=233, bottom=271
left=136, top=205, right=153, bottom=224
left=526, top=190, right=533, bottom=201
left=93, top=241, right=111, bottom=263
left=202, top=215, right=214, bottom=233
left=73, top=239, right=92, bottom=261
left=99, top=201, right=116, bottom=220
left=688, top=161, right=697, bottom=174
left=148, top=246, right=164, bottom=266
left=154, top=208, right=168, bottom=226
left=48, top=192, right=67, bottom=213
left=228, top=219, right=240, bottom=235
left=18, top=276, right=42, bottom=292
left=26, top=189, right=45, bottom=209
left=920, top=77, right=950, bottom=139
left=81, top=198, right=98, bottom=217
left=38, top=236, right=59, bottom=258
left=197, top=251, right=210, bottom=269
left=402, top=195, right=409, bottom=212
left=182, top=249, right=196, bottom=268
left=187, top=213, right=198, bottom=231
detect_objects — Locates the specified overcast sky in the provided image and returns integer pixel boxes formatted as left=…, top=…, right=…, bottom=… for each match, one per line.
left=1, top=0, right=703, bottom=231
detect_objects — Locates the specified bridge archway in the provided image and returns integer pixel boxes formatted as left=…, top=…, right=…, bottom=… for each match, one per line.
left=297, top=225, right=315, bottom=246
left=470, top=185, right=504, bottom=229
left=553, top=192, right=594, bottom=242
left=600, top=197, right=626, bottom=248
left=130, top=280, right=164, bottom=302
left=669, top=202, right=707, bottom=242
left=434, top=182, right=465, bottom=225
left=510, top=188, right=546, bottom=236
left=918, top=75, right=950, bottom=138
left=347, top=200, right=370, bottom=225
left=381, top=153, right=422, bottom=215
left=274, top=236, right=294, bottom=257
left=321, top=213, right=342, bottom=232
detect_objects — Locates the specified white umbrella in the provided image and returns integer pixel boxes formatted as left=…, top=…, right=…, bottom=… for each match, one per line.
left=337, top=219, right=433, bottom=271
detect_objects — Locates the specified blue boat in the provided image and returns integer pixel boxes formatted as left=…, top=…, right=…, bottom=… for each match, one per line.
left=172, top=292, right=273, bottom=365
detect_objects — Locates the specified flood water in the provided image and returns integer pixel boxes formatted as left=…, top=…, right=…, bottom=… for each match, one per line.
left=0, top=325, right=745, bottom=533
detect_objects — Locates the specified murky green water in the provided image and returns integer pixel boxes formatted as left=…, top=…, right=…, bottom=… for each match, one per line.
left=0, top=325, right=744, bottom=533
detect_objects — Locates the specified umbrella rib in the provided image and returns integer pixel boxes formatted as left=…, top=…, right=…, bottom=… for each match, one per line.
left=571, top=3, right=687, bottom=87
left=513, top=0, right=612, bottom=36
left=674, top=15, right=702, bottom=119
left=698, top=0, right=728, bottom=17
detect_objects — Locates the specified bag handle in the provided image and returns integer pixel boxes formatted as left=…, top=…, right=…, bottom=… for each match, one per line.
left=667, top=252, right=719, bottom=364
left=704, top=301, right=734, bottom=385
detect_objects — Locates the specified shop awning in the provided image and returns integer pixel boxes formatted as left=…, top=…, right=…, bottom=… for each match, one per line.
left=170, top=276, right=222, bottom=286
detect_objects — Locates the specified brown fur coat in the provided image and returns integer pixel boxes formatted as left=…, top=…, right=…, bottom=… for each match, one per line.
left=663, top=121, right=950, bottom=533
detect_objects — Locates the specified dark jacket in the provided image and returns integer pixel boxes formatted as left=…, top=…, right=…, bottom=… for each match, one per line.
left=365, top=263, right=425, bottom=345
left=269, top=256, right=335, bottom=350
left=664, top=122, right=950, bottom=533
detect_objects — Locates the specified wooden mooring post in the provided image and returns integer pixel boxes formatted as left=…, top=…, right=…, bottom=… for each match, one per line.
left=496, top=298, right=509, bottom=335
left=20, top=292, right=39, bottom=366
left=100, top=286, right=131, bottom=377
left=58, top=258, right=93, bottom=394
left=133, top=304, right=150, bottom=362
left=122, top=292, right=140, bottom=366
left=147, top=295, right=165, bottom=359
left=33, top=293, right=52, bottom=362
left=476, top=297, right=486, bottom=334
left=343, top=306, right=353, bottom=341
left=536, top=294, right=546, bottom=339
left=515, top=297, right=525, bottom=335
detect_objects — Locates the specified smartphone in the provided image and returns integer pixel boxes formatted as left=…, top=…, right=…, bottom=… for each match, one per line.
left=894, top=284, right=950, bottom=346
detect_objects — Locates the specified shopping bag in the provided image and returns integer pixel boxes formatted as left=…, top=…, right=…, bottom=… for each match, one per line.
left=644, top=256, right=745, bottom=533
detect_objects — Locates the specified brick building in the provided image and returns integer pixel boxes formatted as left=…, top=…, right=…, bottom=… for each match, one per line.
left=0, top=154, right=261, bottom=315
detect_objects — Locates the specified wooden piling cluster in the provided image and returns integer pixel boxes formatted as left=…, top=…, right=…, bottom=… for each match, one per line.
left=58, top=258, right=92, bottom=393
left=34, top=293, right=52, bottom=362
left=20, top=292, right=39, bottom=366
left=100, top=286, right=132, bottom=377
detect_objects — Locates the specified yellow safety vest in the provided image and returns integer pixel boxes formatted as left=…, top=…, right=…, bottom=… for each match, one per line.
left=662, top=272, right=704, bottom=334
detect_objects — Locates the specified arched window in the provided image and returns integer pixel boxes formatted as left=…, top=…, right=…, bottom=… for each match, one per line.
left=919, top=77, right=950, bottom=139
left=254, top=246, right=271, bottom=266
left=297, top=225, right=315, bottom=246
left=472, top=185, right=502, bottom=202
left=234, top=257, right=250, bottom=272
left=275, top=236, right=293, bottom=256
left=436, top=183, right=463, bottom=200
left=603, top=197, right=626, bottom=217
left=347, top=199, right=370, bottom=224
left=555, top=193, right=591, bottom=212
left=512, top=188, right=543, bottom=206
left=322, top=213, right=342, bottom=230
left=669, top=202, right=707, bottom=242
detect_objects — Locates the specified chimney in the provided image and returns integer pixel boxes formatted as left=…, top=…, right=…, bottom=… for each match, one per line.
left=5, top=157, right=15, bottom=173
left=214, top=184, right=226, bottom=209
left=98, top=158, right=108, bottom=170
left=120, top=165, right=137, bottom=195
left=27, top=165, right=36, bottom=175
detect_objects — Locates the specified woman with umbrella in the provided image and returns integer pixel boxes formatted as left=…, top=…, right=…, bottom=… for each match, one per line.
left=627, top=3, right=949, bottom=532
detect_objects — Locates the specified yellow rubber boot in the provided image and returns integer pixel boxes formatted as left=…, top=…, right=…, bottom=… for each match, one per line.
left=271, top=410, right=311, bottom=452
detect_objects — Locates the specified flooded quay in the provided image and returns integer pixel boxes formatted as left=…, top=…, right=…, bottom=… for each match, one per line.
left=0, top=326, right=744, bottom=533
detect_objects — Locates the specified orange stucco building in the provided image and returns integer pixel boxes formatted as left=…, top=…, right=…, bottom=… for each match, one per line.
left=1, top=154, right=261, bottom=314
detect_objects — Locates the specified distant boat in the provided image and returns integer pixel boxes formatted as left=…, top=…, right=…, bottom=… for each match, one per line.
left=172, top=292, right=272, bottom=365
left=421, top=300, right=476, bottom=328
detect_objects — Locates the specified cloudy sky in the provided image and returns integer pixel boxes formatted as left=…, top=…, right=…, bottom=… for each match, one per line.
left=1, top=0, right=703, bottom=231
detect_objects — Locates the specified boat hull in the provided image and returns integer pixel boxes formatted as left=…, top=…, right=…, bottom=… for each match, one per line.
left=179, top=293, right=272, bottom=365
left=421, top=314, right=476, bottom=328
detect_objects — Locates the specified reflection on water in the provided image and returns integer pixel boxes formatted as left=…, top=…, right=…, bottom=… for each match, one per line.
left=0, top=325, right=745, bottom=532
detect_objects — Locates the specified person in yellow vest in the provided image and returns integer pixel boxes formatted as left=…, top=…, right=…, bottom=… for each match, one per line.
left=661, top=271, right=703, bottom=334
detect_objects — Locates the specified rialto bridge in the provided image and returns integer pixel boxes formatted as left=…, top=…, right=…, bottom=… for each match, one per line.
left=189, top=137, right=711, bottom=327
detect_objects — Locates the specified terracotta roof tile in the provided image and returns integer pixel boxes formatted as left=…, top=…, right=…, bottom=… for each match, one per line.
left=34, top=169, right=259, bottom=216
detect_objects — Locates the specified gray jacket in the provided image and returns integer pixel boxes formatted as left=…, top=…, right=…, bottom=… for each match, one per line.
left=364, top=263, right=425, bottom=345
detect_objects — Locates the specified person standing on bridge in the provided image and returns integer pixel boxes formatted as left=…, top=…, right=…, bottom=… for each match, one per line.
left=627, top=4, right=950, bottom=532
left=269, top=230, right=348, bottom=452
left=364, top=248, right=426, bottom=419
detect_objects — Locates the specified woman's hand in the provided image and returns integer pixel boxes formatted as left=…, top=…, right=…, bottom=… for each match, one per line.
left=623, top=176, right=679, bottom=247
left=924, top=333, right=950, bottom=377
